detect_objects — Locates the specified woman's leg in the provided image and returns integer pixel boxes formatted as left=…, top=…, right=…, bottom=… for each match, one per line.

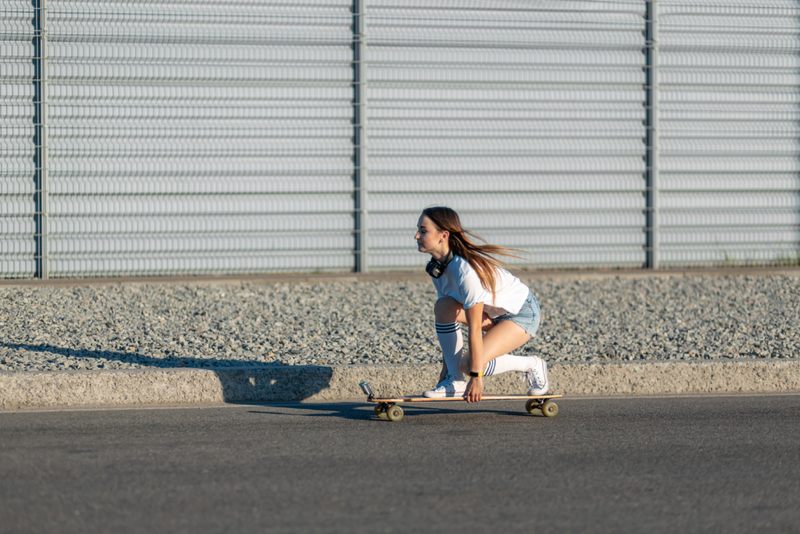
left=458, top=320, right=532, bottom=377
left=433, top=296, right=493, bottom=328
left=431, top=297, right=492, bottom=382
left=457, top=317, right=549, bottom=395
left=428, top=297, right=546, bottom=397
left=433, top=298, right=532, bottom=377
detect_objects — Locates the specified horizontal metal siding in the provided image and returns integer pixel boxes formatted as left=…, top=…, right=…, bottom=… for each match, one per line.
left=46, top=0, right=355, bottom=276
left=4, top=1, right=800, bottom=279
left=0, top=1, right=37, bottom=278
left=365, top=1, right=649, bottom=270
left=658, top=0, right=800, bottom=266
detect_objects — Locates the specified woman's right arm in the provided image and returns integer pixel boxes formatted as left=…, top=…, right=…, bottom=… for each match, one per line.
left=464, top=303, right=486, bottom=402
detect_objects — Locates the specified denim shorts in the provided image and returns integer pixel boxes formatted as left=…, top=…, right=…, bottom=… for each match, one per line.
left=492, top=290, right=540, bottom=337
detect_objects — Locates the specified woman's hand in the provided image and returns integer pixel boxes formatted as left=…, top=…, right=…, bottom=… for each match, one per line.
left=465, top=376, right=483, bottom=403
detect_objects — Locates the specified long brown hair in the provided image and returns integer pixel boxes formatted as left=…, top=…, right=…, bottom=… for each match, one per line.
left=422, top=206, right=521, bottom=300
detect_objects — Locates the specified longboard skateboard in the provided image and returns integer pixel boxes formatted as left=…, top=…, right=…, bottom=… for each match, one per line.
left=360, top=382, right=562, bottom=422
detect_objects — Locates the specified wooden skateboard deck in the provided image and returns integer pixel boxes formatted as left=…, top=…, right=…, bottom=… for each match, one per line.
left=370, top=393, right=562, bottom=403
left=360, top=382, right=562, bottom=422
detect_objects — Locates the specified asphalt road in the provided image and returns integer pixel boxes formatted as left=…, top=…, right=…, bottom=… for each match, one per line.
left=2, top=393, right=799, bottom=534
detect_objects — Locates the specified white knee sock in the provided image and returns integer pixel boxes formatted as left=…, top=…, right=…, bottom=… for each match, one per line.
left=435, top=322, right=464, bottom=381
left=484, top=354, right=539, bottom=376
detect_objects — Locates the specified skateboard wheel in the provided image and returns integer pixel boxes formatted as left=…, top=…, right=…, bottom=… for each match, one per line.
left=375, top=403, right=389, bottom=419
left=525, top=399, right=541, bottom=414
left=386, top=405, right=404, bottom=422
left=541, top=401, right=558, bottom=418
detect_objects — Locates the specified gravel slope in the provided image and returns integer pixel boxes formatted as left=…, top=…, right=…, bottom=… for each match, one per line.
left=1, top=275, right=798, bottom=372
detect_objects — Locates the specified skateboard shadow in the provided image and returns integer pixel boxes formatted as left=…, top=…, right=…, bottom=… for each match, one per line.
left=246, top=401, right=543, bottom=421
left=371, top=403, right=545, bottom=419
left=0, top=342, right=333, bottom=404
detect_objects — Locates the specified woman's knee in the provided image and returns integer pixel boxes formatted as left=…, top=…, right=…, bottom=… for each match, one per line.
left=434, top=297, right=462, bottom=323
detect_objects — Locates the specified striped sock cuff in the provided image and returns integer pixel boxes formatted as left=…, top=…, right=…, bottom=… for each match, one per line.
left=484, top=359, right=497, bottom=376
left=435, top=322, right=460, bottom=334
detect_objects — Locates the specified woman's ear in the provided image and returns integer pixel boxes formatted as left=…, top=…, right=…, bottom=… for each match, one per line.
left=439, top=230, right=449, bottom=243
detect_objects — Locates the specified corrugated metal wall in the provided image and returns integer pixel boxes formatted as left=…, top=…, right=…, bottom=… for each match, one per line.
left=1, top=1, right=37, bottom=278
left=2, top=1, right=799, bottom=278
left=366, top=1, right=649, bottom=269
left=658, top=0, right=800, bottom=266
left=42, top=0, right=356, bottom=277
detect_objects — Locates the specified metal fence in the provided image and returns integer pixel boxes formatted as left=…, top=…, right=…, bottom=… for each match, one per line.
left=2, top=0, right=799, bottom=278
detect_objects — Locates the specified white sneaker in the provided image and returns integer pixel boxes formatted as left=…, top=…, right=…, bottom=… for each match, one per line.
left=423, top=376, right=467, bottom=398
left=524, top=357, right=549, bottom=396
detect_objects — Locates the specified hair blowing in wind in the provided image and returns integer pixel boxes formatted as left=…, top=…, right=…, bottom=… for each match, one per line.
left=421, top=206, right=522, bottom=299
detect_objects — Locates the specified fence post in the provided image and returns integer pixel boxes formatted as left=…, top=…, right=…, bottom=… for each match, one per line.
left=645, top=1, right=660, bottom=270
left=353, top=0, right=368, bottom=272
left=644, top=1, right=660, bottom=270
left=34, top=0, right=50, bottom=279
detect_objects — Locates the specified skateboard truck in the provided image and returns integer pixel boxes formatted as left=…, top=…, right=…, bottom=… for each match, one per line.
left=359, top=381, right=374, bottom=400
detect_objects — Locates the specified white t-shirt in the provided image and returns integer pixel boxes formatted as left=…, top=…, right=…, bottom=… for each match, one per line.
left=431, top=255, right=531, bottom=318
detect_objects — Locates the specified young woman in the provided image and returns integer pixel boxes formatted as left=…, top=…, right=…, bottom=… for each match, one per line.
left=415, top=206, right=548, bottom=403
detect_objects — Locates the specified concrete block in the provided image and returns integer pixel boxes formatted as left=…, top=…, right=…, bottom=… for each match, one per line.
left=1, top=359, right=799, bottom=411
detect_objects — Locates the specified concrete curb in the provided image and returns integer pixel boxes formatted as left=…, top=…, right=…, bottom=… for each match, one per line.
left=2, top=359, right=799, bottom=410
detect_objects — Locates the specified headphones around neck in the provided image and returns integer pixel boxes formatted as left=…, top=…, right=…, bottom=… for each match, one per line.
left=426, top=250, right=454, bottom=278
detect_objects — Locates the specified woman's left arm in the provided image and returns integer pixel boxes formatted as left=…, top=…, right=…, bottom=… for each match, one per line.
left=465, top=303, right=486, bottom=403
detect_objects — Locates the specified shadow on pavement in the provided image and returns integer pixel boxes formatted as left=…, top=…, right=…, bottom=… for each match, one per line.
left=244, top=400, right=543, bottom=421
